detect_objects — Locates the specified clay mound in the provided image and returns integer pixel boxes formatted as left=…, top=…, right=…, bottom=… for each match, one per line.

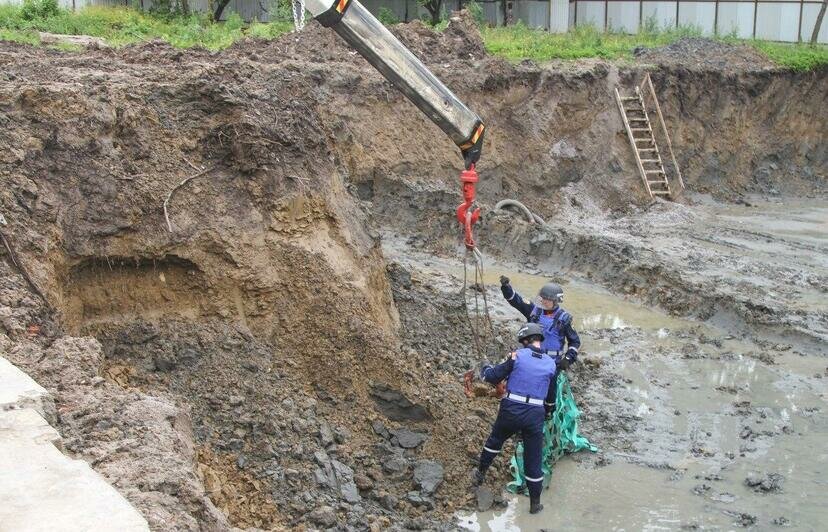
left=635, top=37, right=775, bottom=71
left=393, top=11, right=487, bottom=63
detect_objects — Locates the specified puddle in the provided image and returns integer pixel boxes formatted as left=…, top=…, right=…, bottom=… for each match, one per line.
left=446, top=264, right=828, bottom=531
left=382, top=238, right=828, bottom=530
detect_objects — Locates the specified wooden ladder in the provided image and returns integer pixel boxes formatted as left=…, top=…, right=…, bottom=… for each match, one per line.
left=614, top=74, right=684, bottom=200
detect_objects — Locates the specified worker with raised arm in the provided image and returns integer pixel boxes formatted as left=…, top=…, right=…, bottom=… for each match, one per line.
left=471, top=323, right=556, bottom=514
left=499, top=277, right=580, bottom=371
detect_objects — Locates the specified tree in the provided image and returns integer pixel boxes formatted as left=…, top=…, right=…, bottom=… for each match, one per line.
left=812, top=0, right=827, bottom=45
left=419, top=0, right=443, bottom=25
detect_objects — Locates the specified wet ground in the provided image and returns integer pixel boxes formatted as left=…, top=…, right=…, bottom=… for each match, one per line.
left=384, top=196, right=828, bottom=531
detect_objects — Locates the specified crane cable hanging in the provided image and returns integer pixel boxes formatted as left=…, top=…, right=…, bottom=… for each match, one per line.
left=462, top=246, right=497, bottom=359
left=456, top=165, right=501, bottom=399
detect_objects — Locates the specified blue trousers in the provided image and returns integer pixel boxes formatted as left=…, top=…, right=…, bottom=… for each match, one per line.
left=478, top=399, right=545, bottom=498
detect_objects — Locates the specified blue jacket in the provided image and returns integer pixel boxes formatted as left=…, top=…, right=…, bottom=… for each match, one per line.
left=501, top=284, right=581, bottom=363
left=481, top=345, right=557, bottom=408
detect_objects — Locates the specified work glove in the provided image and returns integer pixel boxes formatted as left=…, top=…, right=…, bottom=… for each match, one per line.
left=499, top=275, right=510, bottom=287
left=556, top=356, right=571, bottom=371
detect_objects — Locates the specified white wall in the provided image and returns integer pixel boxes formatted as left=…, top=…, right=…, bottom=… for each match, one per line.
left=572, top=0, right=827, bottom=42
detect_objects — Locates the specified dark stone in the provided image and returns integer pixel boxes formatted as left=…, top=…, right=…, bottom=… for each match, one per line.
left=691, top=483, right=711, bottom=495
left=390, top=428, right=428, bottom=449
left=406, top=491, right=434, bottom=510
left=413, top=460, right=444, bottom=495
left=153, top=355, right=176, bottom=372
left=319, top=422, right=335, bottom=447
left=476, top=486, right=494, bottom=512
left=745, top=472, right=784, bottom=493
left=371, top=420, right=390, bottom=439
left=369, top=384, right=432, bottom=422
left=380, top=493, right=398, bottom=510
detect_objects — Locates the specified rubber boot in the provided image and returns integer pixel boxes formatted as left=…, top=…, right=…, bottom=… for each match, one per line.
left=529, top=495, right=544, bottom=514
left=471, top=468, right=486, bottom=487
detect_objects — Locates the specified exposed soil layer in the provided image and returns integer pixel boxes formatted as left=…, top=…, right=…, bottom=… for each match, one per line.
left=0, top=12, right=826, bottom=531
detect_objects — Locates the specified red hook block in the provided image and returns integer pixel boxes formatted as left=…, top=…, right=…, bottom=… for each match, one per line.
left=456, top=165, right=481, bottom=249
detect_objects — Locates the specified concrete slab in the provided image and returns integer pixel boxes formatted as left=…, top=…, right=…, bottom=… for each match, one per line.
left=0, top=355, right=55, bottom=424
left=0, top=357, right=149, bottom=532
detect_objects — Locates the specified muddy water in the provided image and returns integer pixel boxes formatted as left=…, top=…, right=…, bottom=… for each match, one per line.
left=441, top=265, right=828, bottom=530
left=382, top=239, right=828, bottom=530
left=378, top=250, right=828, bottom=531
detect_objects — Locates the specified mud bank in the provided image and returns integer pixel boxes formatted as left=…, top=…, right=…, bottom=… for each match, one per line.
left=0, top=11, right=826, bottom=531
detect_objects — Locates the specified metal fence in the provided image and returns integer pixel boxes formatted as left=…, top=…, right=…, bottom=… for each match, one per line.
left=569, top=0, right=828, bottom=42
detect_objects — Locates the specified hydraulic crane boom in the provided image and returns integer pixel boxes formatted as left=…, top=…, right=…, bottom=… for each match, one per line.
left=306, top=0, right=486, bottom=249
left=306, top=0, right=485, bottom=170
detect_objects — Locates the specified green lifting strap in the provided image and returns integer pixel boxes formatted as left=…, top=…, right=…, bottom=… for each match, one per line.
left=506, top=373, right=598, bottom=494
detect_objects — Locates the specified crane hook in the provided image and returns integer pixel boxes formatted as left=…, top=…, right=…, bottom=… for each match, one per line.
left=456, top=165, right=480, bottom=250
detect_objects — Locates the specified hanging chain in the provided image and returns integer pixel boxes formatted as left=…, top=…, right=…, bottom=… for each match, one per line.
left=462, top=247, right=497, bottom=361
left=292, top=0, right=306, bottom=31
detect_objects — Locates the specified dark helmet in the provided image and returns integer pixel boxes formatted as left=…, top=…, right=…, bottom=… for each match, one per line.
left=517, top=322, right=544, bottom=343
left=536, top=282, right=563, bottom=310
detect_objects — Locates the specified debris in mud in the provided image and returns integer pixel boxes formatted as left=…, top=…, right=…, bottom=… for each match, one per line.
left=692, top=483, right=712, bottom=495
left=744, top=472, right=784, bottom=493
left=724, top=510, right=758, bottom=528
left=711, top=492, right=737, bottom=504
left=772, top=516, right=790, bottom=526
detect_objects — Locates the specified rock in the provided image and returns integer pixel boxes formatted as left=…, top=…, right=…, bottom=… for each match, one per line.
left=371, top=420, right=390, bottom=439
left=340, top=481, right=361, bottom=504
left=413, top=460, right=443, bottom=495
left=309, top=505, right=337, bottom=527
left=711, top=492, right=736, bottom=504
left=727, top=512, right=757, bottom=527
left=390, top=428, right=428, bottom=449
left=379, top=493, right=398, bottom=510
left=369, top=384, right=432, bottom=421
left=334, top=426, right=349, bottom=444
left=691, top=483, right=711, bottom=495
left=354, top=473, right=374, bottom=491
left=314, top=450, right=331, bottom=466
left=475, top=486, right=494, bottom=512
left=228, top=395, right=244, bottom=407
left=332, top=460, right=361, bottom=503
left=153, top=355, right=176, bottom=372
left=38, top=31, right=109, bottom=48
left=772, top=516, right=789, bottom=526
left=319, top=421, right=335, bottom=447
left=405, top=491, right=434, bottom=510
left=745, top=472, right=784, bottom=493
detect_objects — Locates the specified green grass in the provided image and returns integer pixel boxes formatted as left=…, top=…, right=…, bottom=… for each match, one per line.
left=481, top=23, right=828, bottom=71
left=747, top=39, right=828, bottom=70
left=0, top=2, right=293, bottom=50
left=1, top=2, right=825, bottom=70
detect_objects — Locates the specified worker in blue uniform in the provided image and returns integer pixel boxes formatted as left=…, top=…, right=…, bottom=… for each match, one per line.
left=499, top=277, right=580, bottom=371
left=471, top=322, right=557, bottom=514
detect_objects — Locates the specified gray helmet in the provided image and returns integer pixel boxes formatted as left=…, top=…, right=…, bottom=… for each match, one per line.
left=536, top=282, right=563, bottom=310
left=517, top=322, right=544, bottom=343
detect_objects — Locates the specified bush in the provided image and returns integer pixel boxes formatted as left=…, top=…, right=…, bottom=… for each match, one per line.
left=21, top=0, right=60, bottom=21
left=377, top=7, right=399, bottom=26
left=466, top=0, right=486, bottom=28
